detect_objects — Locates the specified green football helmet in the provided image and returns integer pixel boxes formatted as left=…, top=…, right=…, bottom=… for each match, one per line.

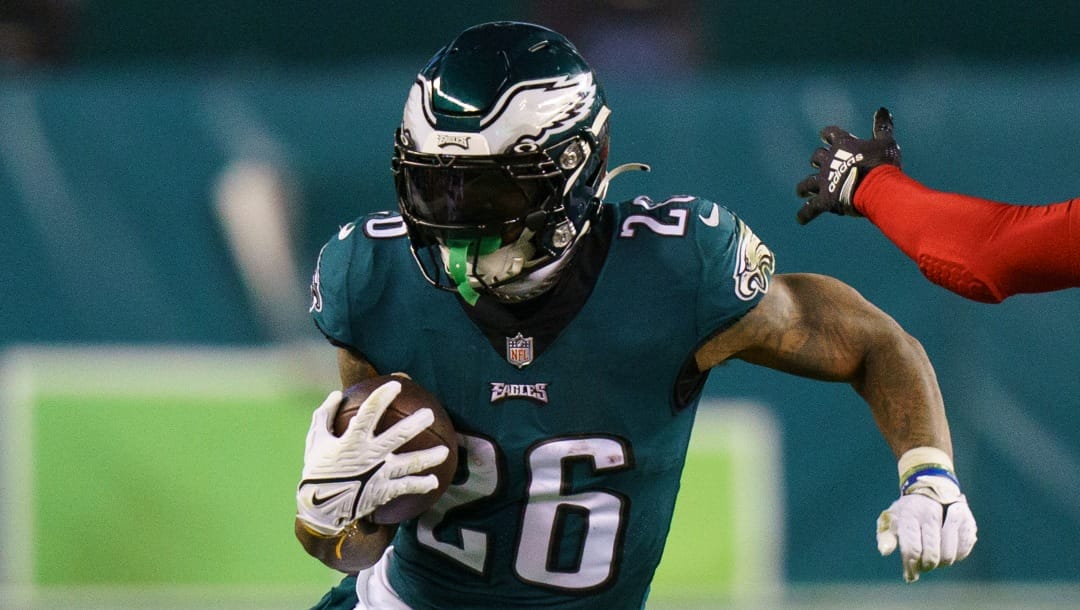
left=393, top=21, right=612, bottom=304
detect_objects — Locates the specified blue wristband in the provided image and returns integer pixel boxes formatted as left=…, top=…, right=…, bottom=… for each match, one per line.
left=901, top=466, right=960, bottom=495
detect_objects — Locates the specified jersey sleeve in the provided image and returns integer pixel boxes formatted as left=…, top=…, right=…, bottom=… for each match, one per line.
left=690, top=199, right=776, bottom=337
left=308, top=219, right=376, bottom=349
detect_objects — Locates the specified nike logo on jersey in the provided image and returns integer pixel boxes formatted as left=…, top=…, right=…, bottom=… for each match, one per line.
left=699, top=203, right=720, bottom=227
left=338, top=222, right=356, bottom=240
left=311, top=488, right=349, bottom=506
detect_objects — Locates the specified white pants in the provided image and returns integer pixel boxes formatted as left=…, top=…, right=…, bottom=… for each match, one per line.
left=354, top=546, right=412, bottom=610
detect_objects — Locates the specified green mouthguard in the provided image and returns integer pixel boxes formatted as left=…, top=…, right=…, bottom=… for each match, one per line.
left=445, top=237, right=501, bottom=305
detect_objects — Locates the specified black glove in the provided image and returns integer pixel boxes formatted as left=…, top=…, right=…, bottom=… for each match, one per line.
left=795, top=107, right=902, bottom=225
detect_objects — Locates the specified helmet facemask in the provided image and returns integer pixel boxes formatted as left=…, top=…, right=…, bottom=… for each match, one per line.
left=395, top=115, right=609, bottom=305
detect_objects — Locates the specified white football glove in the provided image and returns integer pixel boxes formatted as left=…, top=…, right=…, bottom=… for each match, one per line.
left=296, top=381, right=450, bottom=535
left=876, top=447, right=977, bottom=583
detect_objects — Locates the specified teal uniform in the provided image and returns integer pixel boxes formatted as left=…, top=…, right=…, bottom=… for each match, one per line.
left=309, top=195, right=775, bottom=609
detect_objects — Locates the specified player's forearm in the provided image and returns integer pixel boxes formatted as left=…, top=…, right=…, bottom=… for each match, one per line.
left=856, top=166, right=1080, bottom=302
left=853, top=325, right=952, bottom=459
left=338, top=347, right=380, bottom=387
left=294, top=516, right=397, bottom=573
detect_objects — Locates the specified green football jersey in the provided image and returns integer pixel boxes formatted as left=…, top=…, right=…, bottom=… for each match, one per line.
left=310, top=195, right=775, bottom=609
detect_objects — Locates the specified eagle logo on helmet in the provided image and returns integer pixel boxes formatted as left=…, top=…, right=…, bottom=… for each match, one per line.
left=404, top=73, right=599, bottom=156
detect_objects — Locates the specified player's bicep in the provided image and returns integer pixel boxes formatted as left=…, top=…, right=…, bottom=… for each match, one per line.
left=695, top=273, right=884, bottom=381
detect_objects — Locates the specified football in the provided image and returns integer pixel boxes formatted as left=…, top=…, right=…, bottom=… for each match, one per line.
left=333, top=374, right=458, bottom=525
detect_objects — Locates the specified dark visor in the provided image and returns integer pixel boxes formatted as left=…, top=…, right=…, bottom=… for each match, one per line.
left=397, top=152, right=562, bottom=240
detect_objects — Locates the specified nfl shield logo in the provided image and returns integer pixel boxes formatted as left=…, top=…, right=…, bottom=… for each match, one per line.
left=506, top=332, right=534, bottom=368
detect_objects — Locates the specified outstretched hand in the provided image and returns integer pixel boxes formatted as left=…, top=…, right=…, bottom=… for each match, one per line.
left=796, top=107, right=902, bottom=225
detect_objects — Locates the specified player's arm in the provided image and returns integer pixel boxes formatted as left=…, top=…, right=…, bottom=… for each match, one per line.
left=695, top=273, right=976, bottom=582
left=795, top=107, right=1080, bottom=302
left=856, top=166, right=1080, bottom=302
left=294, top=348, right=416, bottom=573
left=294, top=511, right=397, bottom=573
left=336, top=346, right=380, bottom=387
left=697, top=272, right=949, bottom=453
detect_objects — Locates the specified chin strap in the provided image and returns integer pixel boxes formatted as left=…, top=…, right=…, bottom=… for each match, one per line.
left=596, top=162, right=650, bottom=200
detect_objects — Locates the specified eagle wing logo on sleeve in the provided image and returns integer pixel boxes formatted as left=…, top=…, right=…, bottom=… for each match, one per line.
left=309, top=244, right=326, bottom=313
left=732, top=220, right=775, bottom=301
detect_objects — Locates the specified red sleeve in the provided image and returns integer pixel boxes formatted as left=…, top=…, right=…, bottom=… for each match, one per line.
left=854, top=165, right=1080, bottom=303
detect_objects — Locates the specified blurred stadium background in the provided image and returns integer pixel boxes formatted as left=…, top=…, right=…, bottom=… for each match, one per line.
left=1, top=1, right=1078, bottom=608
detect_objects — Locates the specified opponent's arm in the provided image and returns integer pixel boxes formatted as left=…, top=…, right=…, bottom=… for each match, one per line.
left=856, top=166, right=1080, bottom=302
left=695, top=273, right=976, bottom=582
left=294, top=348, right=423, bottom=573
left=795, top=107, right=1080, bottom=301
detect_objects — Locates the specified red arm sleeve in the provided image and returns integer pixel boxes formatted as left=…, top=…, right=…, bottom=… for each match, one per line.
left=854, top=165, right=1080, bottom=303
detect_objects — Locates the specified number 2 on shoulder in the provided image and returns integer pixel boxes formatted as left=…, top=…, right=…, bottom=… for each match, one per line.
left=619, top=207, right=689, bottom=238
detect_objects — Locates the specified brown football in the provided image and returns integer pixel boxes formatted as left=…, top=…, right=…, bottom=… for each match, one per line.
left=333, top=374, right=457, bottom=525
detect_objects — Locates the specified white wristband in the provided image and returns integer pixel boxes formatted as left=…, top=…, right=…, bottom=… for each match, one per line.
left=897, top=446, right=954, bottom=482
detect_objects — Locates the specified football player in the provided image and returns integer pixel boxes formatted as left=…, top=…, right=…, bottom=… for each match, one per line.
left=296, top=22, right=977, bottom=609
left=796, top=107, right=1080, bottom=303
